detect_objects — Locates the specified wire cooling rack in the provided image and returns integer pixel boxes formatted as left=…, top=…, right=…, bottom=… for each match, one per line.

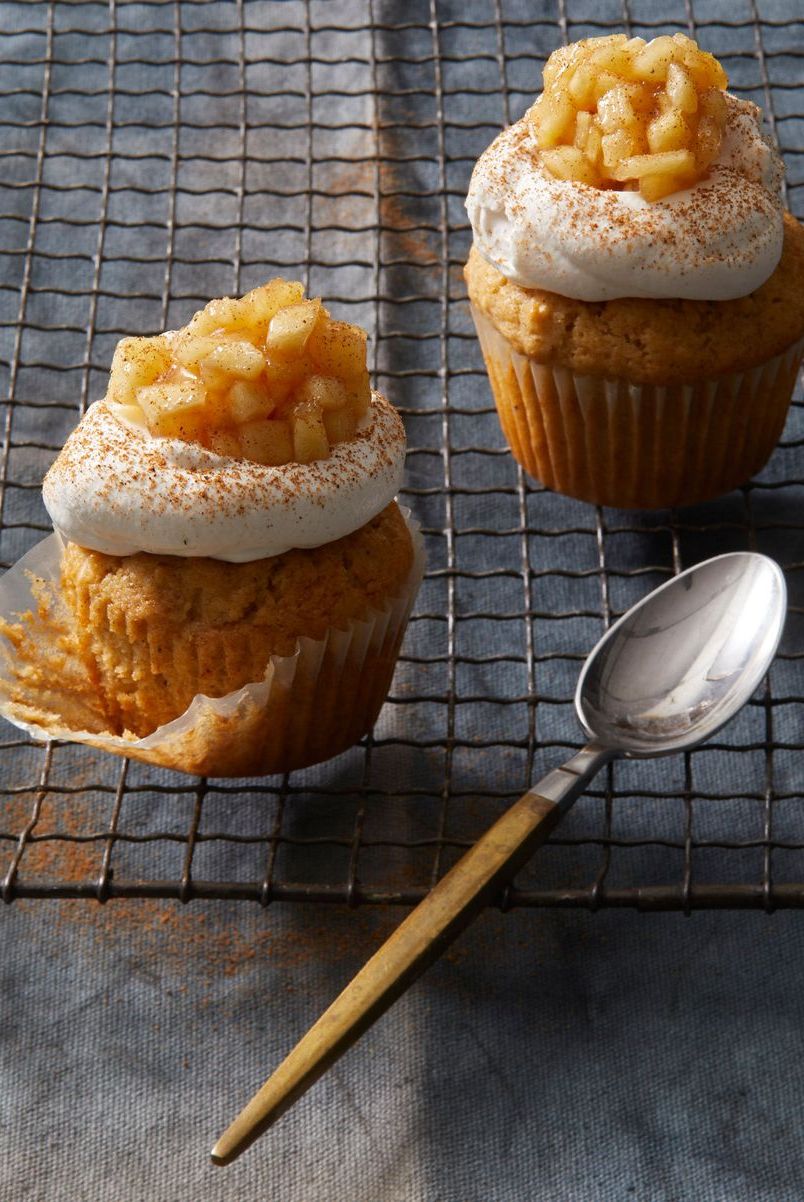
left=0, top=0, right=802, bottom=911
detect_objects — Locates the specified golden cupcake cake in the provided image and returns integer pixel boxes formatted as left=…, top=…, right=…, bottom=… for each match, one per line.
left=1, top=280, right=422, bottom=777
left=465, top=33, right=804, bottom=509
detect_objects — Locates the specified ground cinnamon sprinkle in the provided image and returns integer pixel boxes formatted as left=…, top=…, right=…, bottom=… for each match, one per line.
left=4, top=783, right=570, bottom=999
left=3, top=782, right=399, bottom=992
left=15, top=890, right=402, bottom=995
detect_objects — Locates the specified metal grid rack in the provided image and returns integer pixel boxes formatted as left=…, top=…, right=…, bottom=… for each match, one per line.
left=0, top=0, right=802, bottom=911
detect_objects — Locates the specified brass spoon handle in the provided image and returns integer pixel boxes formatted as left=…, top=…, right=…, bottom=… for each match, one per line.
left=211, top=746, right=610, bottom=1166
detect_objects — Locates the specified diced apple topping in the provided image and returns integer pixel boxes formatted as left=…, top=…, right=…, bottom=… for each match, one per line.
left=137, top=379, right=206, bottom=441
left=238, top=419, right=294, bottom=466
left=199, top=341, right=265, bottom=383
left=323, top=406, right=358, bottom=445
left=107, top=336, right=173, bottom=406
left=227, top=380, right=274, bottom=424
left=266, top=300, right=321, bottom=356
left=106, top=279, right=372, bottom=465
left=528, top=33, right=729, bottom=200
left=292, top=406, right=329, bottom=465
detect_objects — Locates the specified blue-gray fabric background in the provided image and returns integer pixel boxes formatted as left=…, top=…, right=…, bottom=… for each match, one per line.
left=1, top=2, right=803, bottom=1199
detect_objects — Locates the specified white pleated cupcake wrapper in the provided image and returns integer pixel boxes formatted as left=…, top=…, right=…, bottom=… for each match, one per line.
left=470, top=302, right=804, bottom=508
left=0, top=509, right=424, bottom=778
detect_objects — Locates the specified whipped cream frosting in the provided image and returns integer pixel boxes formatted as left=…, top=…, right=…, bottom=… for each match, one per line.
left=466, top=95, right=784, bottom=302
left=43, top=395, right=406, bottom=562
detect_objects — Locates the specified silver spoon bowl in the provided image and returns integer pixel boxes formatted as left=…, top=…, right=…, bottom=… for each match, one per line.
left=212, top=551, right=786, bottom=1166
left=579, top=550, right=787, bottom=755
left=536, top=550, right=787, bottom=816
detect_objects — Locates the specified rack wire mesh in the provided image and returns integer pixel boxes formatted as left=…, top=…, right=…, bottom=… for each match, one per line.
left=0, top=0, right=802, bottom=911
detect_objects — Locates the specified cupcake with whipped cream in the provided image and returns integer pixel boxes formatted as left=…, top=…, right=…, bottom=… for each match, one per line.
left=0, top=280, right=422, bottom=777
left=465, top=32, right=804, bottom=508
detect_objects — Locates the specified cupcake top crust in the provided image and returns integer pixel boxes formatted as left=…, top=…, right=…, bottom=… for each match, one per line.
left=466, top=34, right=785, bottom=302
left=42, top=281, right=407, bottom=562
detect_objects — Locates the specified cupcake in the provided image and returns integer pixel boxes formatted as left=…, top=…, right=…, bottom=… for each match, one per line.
left=0, top=280, right=423, bottom=777
left=465, top=33, right=804, bottom=509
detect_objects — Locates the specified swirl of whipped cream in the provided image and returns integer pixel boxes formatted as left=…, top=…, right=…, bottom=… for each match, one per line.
left=466, top=95, right=784, bottom=301
left=43, top=395, right=406, bottom=562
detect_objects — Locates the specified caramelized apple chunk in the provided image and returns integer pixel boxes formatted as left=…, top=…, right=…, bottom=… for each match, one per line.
left=106, top=280, right=373, bottom=465
left=528, top=33, right=729, bottom=200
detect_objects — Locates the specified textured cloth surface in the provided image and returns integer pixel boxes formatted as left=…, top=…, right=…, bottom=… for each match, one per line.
left=1, top=2, right=803, bottom=1200
left=5, top=900, right=804, bottom=1202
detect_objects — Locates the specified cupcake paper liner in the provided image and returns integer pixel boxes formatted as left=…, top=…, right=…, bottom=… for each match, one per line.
left=470, top=303, right=804, bottom=509
left=0, top=511, right=424, bottom=778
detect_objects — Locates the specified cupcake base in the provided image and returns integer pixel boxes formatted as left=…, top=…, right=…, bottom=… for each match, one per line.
left=471, top=304, right=804, bottom=509
left=0, top=510, right=423, bottom=778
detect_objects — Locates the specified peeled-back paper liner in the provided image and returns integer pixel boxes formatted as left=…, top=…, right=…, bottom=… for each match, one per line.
left=0, top=511, right=424, bottom=778
left=470, top=302, right=804, bottom=510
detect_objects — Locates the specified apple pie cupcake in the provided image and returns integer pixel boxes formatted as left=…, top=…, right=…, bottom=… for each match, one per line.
left=465, top=33, right=804, bottom=508
left=0, top=281, right=423, bottom=777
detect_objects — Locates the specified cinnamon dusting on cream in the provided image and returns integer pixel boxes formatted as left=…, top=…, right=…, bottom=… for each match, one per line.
left=466, top=94, right=784, bottom=302
left=43, top=393, right=406, bottom=562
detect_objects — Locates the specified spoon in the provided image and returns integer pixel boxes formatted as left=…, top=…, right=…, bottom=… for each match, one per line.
left=211, top=551, right=786, bottom=1166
